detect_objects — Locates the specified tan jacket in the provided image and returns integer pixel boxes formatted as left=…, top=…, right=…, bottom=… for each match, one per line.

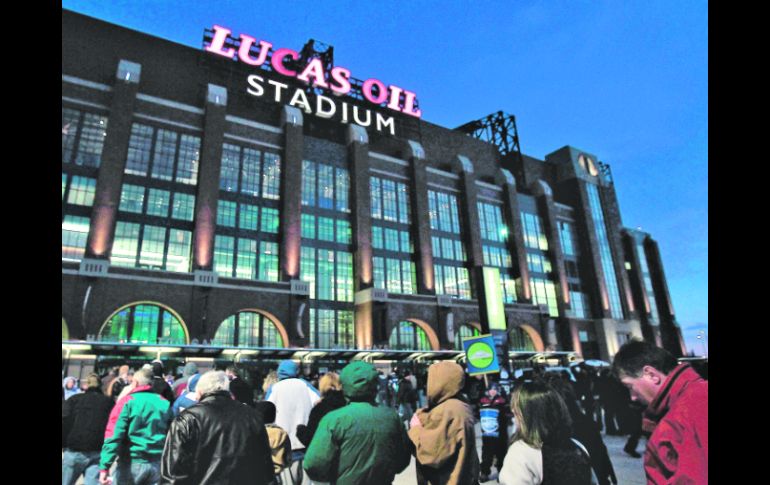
left=266, top=424, right=291, bottom=475
left=408, top=362, right=480, bottom=485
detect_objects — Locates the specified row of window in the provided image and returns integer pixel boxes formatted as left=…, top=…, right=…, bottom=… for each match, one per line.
left=125, top=123, right=200, bottom=185
left=220, top=143, right=281, bottom=199
left=217, top=200, right=279, bottom=233
left=373, top=257, right=417, bottom=295
left=302, top=214, right=352, bottom=244
left=120, top=184, right=196, bottom=221
left=302, top=161, right=350, bottom=212
left=62, top=174, right=97, bottom=207
left=112, top=223, right=192, bottom=272
left=212, top=236, right=279, bottom=281
left=62, top=108, right=109, bottom=167
left=587, top=184, right=624, bottom=320
left=371, top=177, right=410, bottom=223
left=432, top=236, right=467, bottom=262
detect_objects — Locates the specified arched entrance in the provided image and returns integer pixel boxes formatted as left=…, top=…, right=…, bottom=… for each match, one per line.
left=99, top=302, right=189, bottom=344
left=389, top=319, right=439, bottom=351
left=510, top=324, right=543, bottom=351
left=454, top=322, right=481, bottom=350
left=212, top=309, right=288, bottom=348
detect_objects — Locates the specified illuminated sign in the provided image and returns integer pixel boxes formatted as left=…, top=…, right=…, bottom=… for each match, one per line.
left=204, top=25, right=421, bottom=121
left=482, top=267, right=506, bottom=331
left=463, top=334, right=500, bottom=376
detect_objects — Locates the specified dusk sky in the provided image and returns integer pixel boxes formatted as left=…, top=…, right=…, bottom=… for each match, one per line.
left=62, top=0, right=708, bottom=356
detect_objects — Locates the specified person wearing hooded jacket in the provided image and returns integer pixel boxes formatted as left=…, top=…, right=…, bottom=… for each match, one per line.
left=171, top=373, right=202, bottom=417
left=172, top=362, right=198, bottom=398
left=63, top=376, right=81, bottom=400
left=407, top=361, right=480, bottom=485
left=304, top=361, right=413, bottom=485
left=266, top=359, right=321, bottom=484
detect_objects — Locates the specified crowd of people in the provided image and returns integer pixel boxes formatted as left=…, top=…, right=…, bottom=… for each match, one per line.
left=62, top=340, right=708, bottom=485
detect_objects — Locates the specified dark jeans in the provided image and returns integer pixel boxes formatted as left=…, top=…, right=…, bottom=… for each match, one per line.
left=113, top=459, right=161, bottom=485
left=480, top=436, right=508, bottom=475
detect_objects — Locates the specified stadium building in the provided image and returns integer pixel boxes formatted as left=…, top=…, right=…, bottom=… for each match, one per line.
left=61, top=9, right=686, bottom=376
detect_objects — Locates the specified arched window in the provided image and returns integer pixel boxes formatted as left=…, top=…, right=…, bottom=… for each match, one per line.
left=509, top=326, right=536, bottom=351
left=389, top=321, right=431, bottom=351
left=454, top=324, right=480, bottom=350
left=212, top=311, right=284, bottom=347
left=100, top=303, right=187, bottom=344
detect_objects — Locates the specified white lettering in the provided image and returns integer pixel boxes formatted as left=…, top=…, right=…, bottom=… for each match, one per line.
left=289, top=88, right=312, bottom=113
left=352, top=106, right=371, bottom=127
left=316, top=95, right=336, bottom=119
left=341, top=102, right=349, bottom=124
left=376, top=112, right=395, bottom=136
left=246, top=75, right=264, bottom=97
left=268, top=80, right=289, bottom=102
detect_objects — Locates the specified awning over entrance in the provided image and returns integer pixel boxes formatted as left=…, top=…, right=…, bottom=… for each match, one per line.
left=62, top=341, right=580, bottom=365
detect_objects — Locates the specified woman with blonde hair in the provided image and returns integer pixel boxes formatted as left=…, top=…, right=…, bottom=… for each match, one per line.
left=499, top=380, right=591, bottom=485
left=296, top=371, right=347, bottom=447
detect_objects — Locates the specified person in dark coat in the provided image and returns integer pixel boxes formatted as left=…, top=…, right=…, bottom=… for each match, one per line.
left=160, top=370, right=274, bottom=485
left=296, top=372, right=347, bottom=448
left=149, top=360, right=176, bottom=403
left=478, top=382, right=509, bottom=482
left=226, top=365, right=255, bottom=407
left=546, top=375, right=617, bottom=485
left=62, top=373, right=114, bottom=485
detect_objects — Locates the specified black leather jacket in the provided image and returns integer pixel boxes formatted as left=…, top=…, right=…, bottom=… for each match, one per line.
left=160, top=391, right=274, bottom=485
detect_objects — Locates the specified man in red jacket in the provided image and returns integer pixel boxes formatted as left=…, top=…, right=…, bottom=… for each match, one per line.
left=612, top=340, right=708, bottom=485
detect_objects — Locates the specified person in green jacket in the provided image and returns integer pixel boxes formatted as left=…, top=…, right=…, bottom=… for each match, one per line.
left=304, top=361, right=414, bottom=485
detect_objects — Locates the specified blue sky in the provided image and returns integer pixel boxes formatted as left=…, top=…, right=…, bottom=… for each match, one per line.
left=62, top=0, right=708, bottom=356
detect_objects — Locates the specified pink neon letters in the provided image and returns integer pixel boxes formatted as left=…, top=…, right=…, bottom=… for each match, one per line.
left=205, top=24, right=421, bottom=118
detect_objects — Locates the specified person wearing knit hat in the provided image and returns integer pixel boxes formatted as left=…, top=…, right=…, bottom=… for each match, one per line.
left=265, top=359, right=321, bottom=485
left=304, top=361, right=413, bottom=485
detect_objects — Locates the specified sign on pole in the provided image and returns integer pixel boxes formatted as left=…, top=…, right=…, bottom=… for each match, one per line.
left=462, top=334, right=500, bottom=376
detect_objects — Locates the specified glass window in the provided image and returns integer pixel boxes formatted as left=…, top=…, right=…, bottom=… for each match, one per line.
left=336, top=220, right=352, bottom=244
left=171, top=193, right=195, bottom=221
left=335, top=167, right=349, bottom=212
left=100, top=304, right=186, bottom=345
left=241, top=148, right=261, bottom=196
left=259, top=241, right=279, bottom=282
left=112, top=222, right=141, bottom=267
left=62, top=108, right=80, bottom=164
left=318, top=164, right=334, bottom=209
left=213, top=235, right=235, bottom=277
left=61, top=215, right=90, bottom=261
left=262, top=153, right=281, bottom=200
left=166, top=229, right=191, bottom=273
left=139, top=225, right=167, bottom=269
left=213, top=312, right=284, bottom=348
left=217, top=200, right=237, bottom=227
left=239, top=204, right=259, bottom=231
left=146, top=189, right=170, bottom=217
left=235, top=238, right=257, bottom=279
left=66, top=176, right=97, bottom=206
left=120, top=184, right=145, bottom=213
left=125, top=124, right=154, bottom=176
left=175, top=134, right=200, bottom=185
left=389, top=321, right=431, bottom=351
left=587, top=184, right=624, bottom=320
left=318, top=217, right=335, bottom=242
left=220, top=144, right=241, bottom=192
left=261, top=207, right=279, bottom=233
left=151, top=129, right=177, bottom=181
left=302, top=160, right=316, bottom=206
left=302, top=214, right=316, bottom=239
left=370, top=177, right=382, bottom=219
left=75, top=112, right=109, bottom=167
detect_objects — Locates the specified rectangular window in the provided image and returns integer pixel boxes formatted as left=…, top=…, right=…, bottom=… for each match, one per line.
left=259, top=241, right=279, bottom=281
left=335, top=167, right=349, bottom=212
left=261, top=207, right=279, bottom=233
left=318, top=164, right=334, bottom=209
left=151, top=129, right=178, bottom=181
left=336, top=220, right=352, bottom=244
left=125, top=124, right=153, bottom=176
left=66, top=176, right=97, bottom=206
left=236, top=238, right=257, bottom=279
left=75, top=112, right=109, bottom=167
left=166, top=229, right=191, bottom=273
left=112, top=222, right=141, bottom=267
left=387, top=258, right=402, bottom=294
left=62, top=108, right=80, bottom=164
left=217, top=200, right=237, bottom=227
left=175, top=134, right=200, bottom=185
left=262, top=153, right=281, bottom=200
left=146, top=189, right=170, bottom=217
left=239, top=204, right=259, bottom=231
left=120, top=184, right=145, bottom=213
left=373, top=257, right=385, bottom=290
left=302, top=160, right=316, bottom=206
left=370, top=177, right=382, bottom=219
left=372, top=226, right=384, bottom=249
left=382, top=179, right=398, bottom=222
left=317, top=249, right=334, bottom=300
left=241, top=148, right=261, bottom=196
left=384, top=228, right=400, bottom=252
left=318, top=217, right=335, bottom=242
left=61, top=215, right=90, bottom=261
left=213, top=235, right=235, bottom=277
left=301, top=247, right=317, bottom=298
left=302, top=214, right=316, bottom=239
left=397, top=182, right=410, bottom=224
left=220, top=144, right=241, bottom=192
left=139, top=225, right=167, bottom=269
left=171, top=193, right=195, bottom=221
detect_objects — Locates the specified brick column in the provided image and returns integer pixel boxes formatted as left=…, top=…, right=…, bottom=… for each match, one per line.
left=85, top=60, right=141, bottom=259
left=347, top=125, right=372, bottom=291
left=497, top=168, right=532, bottom=303
left=405, top=140, right=435, bottom=294
left=191, top=84, right=228, bottom=270
left=279, top=106, right=304, bottom=281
